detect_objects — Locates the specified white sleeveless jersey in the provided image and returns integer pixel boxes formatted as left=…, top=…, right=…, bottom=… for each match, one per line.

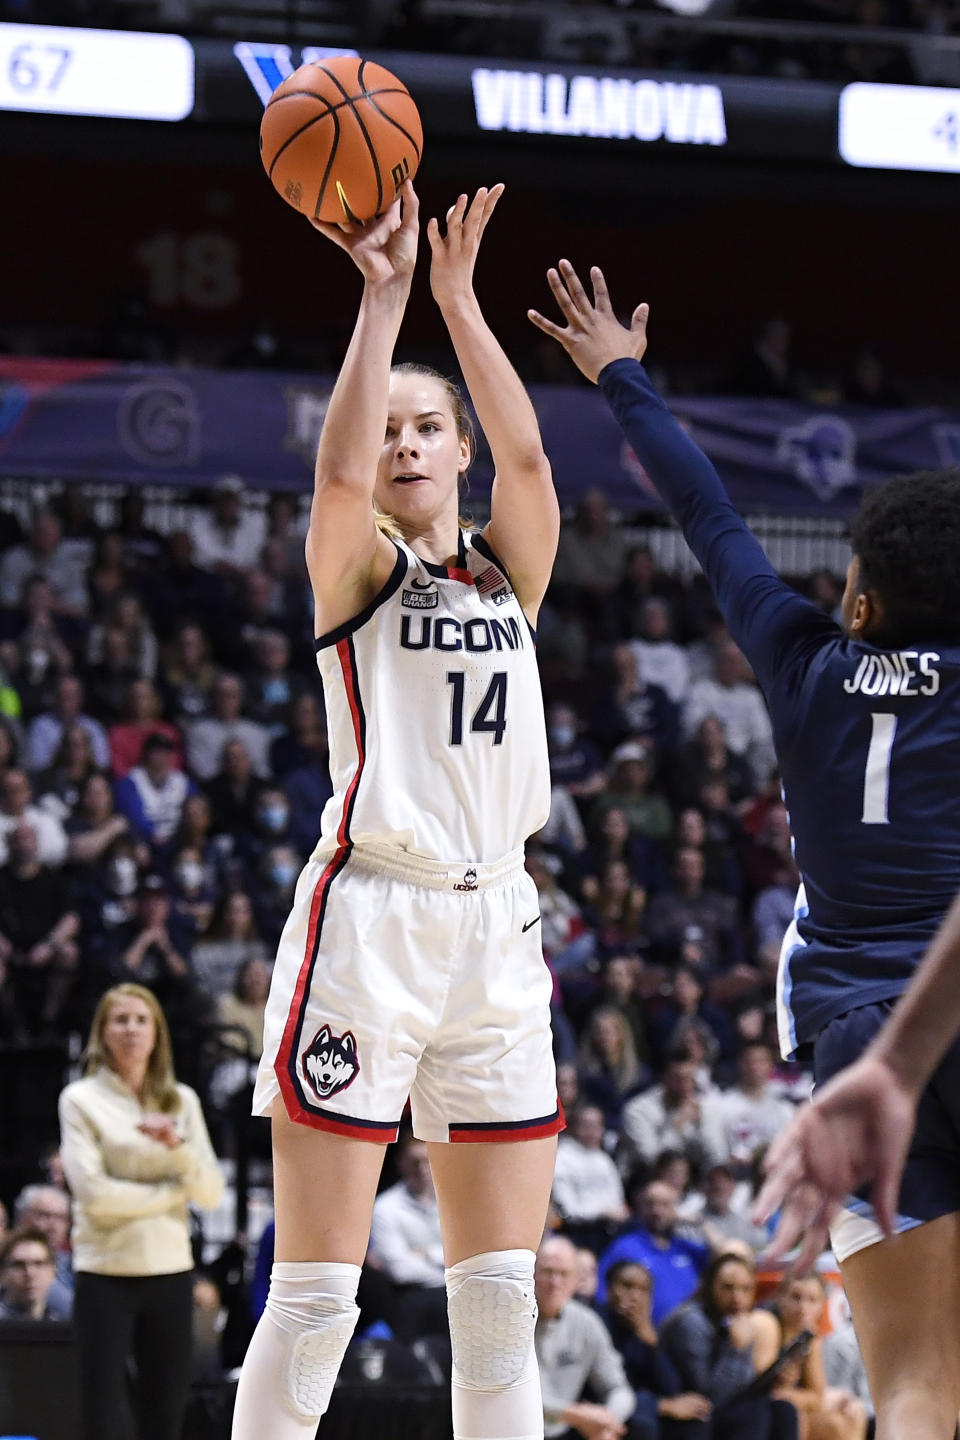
left=313, top=531, right=550, bottom=864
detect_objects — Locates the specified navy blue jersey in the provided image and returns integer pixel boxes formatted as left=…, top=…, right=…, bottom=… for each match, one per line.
left=599, top=359, right=960, bottom=1057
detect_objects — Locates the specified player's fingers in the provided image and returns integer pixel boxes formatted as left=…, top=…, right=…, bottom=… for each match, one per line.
left=872, top=1136, right=909, bottom=1237
left=788, top=1203, right=833, bottom=1277
left=753, top=1146, right=804, bottom=1223
left=558, top=258, right=592, bottom=313
left=426, top=216, right=441, bottom=248
left=632, top=301, right=650, bottom=333
left=527, top=309, right=568, bottom=343
left=445, top=193, right=469, bottom=230
left=758, top=1206, right=804, bottom=1266
left=476, top=182, right=505, bottom=239
left=590, top=265, right=613, bottom=311
left=308, top=218, right=351, bottom=248
left=545, top=266, right=581, bottom=323
left=759, top=1182, right=822, bottom=1263
left=399, top=179, right=419, bottom=224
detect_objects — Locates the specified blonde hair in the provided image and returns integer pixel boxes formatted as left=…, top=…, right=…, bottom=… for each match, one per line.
left=83, top=983, right=181, bottom=1114
left=376, top=363, right=475, bottom=539
left=580, top=1005, right=642, bottom=1093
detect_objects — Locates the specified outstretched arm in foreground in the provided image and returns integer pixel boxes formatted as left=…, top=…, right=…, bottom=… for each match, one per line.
left=528, top=262, right=832, bottom=697
left=753, top=887, right=960, bottom=1272
left=429, top=185, right=557, bottom=618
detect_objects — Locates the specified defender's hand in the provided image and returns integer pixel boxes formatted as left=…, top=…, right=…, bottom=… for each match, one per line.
left=527, top=261, right=648, bottom=384
left=753, top=1052, right=916, bottom=1274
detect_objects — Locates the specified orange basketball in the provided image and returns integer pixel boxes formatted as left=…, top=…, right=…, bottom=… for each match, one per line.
left=259, top=55, right=423, bottom=224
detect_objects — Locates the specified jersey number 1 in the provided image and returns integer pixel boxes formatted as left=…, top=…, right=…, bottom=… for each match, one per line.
left=447, top=671, right=507, bottom=746
left=861, top=711, right=898, bottom=824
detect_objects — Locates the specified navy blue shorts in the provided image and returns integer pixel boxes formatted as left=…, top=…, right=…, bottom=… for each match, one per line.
left=815, top=1000, right=960, bottom=1260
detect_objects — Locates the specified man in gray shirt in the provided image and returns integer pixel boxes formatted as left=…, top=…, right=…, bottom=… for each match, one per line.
left=535, top=1235, right=637, bottom=1440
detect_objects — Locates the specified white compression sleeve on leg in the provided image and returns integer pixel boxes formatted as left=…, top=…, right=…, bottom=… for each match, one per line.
left=445, top=1248, right=543, bottom=1440
left=231, top=1260, right=361, bottom=1440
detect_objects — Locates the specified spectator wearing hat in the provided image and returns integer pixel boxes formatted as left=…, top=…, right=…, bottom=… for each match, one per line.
left=190, top=475, right=266, bottom=578
left=591, top=740, right=673, bottom=843
left=114, top=733, right=194, bottom=857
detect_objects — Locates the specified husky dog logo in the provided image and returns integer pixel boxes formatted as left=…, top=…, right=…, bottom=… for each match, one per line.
left=453, top=867, right=479, bottom=892
left=302, top=1024, right=359, bottom=1101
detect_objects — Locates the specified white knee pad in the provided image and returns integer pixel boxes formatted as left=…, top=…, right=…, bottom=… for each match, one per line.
left=445, top=1249, right=538, bottom=1391
left=265, top=1261, right=361, bottom=1420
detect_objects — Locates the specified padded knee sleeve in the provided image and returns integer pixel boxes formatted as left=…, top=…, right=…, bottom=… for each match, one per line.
left=445, top=1248, right=537, bottom=1390
left=231, top=1261, right=361, bottom=1438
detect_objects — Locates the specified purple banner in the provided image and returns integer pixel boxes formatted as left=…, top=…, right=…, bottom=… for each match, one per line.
left=1, top=358, right=958, bottom=516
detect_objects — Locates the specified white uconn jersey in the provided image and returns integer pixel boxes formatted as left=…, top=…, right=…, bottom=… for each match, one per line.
left=313, top=531, right=550, bottom=863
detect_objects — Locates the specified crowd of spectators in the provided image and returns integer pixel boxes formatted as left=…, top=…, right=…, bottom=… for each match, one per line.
left=0, top=478, right=878, bottom=1438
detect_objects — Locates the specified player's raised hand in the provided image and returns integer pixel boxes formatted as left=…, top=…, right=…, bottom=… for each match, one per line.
left=753, top=1052, right=917, bottom=1274
left=528, top=261, right=649, bottom=384
left=427, top=184, right=504, bottom=311
left=308, top=179, right=419, bottom=287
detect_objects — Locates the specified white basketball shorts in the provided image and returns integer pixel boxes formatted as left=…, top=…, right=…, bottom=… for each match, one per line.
left=253, top=841, right=564, bottom=1144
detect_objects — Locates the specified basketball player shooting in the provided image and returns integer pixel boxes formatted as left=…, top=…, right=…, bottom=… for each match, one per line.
left=530, top=259, right=960, bottom=1440
left=231, top=180, right=565, bottom=1440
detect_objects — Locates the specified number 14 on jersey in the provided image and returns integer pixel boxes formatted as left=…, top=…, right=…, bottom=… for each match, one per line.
left=447, top=671, right=508, bottom=746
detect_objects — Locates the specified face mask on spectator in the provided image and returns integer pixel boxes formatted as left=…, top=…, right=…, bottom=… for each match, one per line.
left=259, top=804, right=289, bottom=833
left=270, top=861, right=296, bottom=889
left=549, top=725, right=576, bottom=749
left=110, top=856, right=138, bottom=896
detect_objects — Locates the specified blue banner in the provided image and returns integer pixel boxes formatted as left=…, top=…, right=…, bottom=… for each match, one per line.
left=1, top=358, right=958, bottom=516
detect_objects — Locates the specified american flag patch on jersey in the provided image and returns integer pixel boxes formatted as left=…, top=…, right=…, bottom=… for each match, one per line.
left=475, top=564, right=507, bottom=596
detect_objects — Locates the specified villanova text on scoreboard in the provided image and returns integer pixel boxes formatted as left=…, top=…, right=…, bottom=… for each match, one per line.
left=471, top=67, right=727, bottom=145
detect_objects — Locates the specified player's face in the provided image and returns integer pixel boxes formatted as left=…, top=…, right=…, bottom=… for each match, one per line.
left=376, top=374, right=469, bottom=527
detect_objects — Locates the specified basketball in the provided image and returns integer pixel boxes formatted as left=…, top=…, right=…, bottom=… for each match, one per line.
left=259, top=56, right=423, bottom=225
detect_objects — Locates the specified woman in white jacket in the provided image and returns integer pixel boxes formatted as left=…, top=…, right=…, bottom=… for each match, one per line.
left=59, top=982, right=224, bottom=1440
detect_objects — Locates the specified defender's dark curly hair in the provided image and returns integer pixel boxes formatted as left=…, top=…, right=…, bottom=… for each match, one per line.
left=849, top=469, right=960, bottom=648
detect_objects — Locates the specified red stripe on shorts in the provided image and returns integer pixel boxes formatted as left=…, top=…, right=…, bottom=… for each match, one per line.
left=274, top=848, right=348, bottom=1122
left=290, top=1110, right=400, bottom=1142
left=448, top=1102, right=566, bottom=1144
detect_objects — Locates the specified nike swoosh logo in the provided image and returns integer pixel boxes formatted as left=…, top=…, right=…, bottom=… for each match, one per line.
left=409, top=577, right=435, bottom=590
left=521, top=915, right=541, bottom=933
